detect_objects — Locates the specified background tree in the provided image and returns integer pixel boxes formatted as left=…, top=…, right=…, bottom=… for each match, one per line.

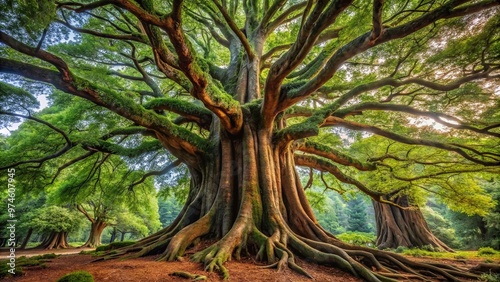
left=27, top=205, right=83, bottom=249
left=53, top=154, right=161, bottom=248
left=1, top=0, right=500, bottom=281
left=347, top=197, right=372, bottom=233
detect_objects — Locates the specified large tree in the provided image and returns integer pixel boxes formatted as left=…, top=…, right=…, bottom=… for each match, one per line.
left=1, top=0, right=500, bottom=281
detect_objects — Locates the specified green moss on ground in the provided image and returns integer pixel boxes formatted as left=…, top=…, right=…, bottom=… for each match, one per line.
left=56, top=270, right=94, bottom=282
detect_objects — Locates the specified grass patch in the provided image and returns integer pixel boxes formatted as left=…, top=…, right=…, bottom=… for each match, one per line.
left=478, top=247, right=498, bottom=256
left=0, top=253, right=59, bottom=279
left=57, top=270, right=94, bottom=282
left=399, top=249, right=500, bottom=260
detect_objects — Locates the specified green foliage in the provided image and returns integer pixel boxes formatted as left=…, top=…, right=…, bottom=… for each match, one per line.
left=0, top=254, right=58, bottom=278
left=347, top=197, right=373, bottom=233
left=0, top=0, right=56, bottom=39
left=478, top=247, right=498, bottom=256
left=480, top=273, right=500, bottom=282
left=28, top=206, right=83, bottom=234
left=337, top=232, right=376, bottom=247
left=422, top=206, right=461, bottom=248
left=56, top=270, right=94, bottom=282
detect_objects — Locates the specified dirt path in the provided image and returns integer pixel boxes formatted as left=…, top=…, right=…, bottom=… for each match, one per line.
left=0, top=247, right=95, bottom=259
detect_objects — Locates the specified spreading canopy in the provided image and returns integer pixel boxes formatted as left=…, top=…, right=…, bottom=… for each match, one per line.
left=1, top=0, right=500, bottom=281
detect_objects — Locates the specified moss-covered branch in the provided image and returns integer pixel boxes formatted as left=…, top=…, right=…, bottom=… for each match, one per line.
left=324, top=117, right=500, bottom=166
left=143, top=98, right=212, bottom=128
left=110, top=0, right=243, bottom=134
left=294, top=141, right=376, bottom=171
left=294, top=154, right=384, bottom=200
left=0, top=111, right=74, bottom=170
left=335, top=102, right=500, bottom=138
left=0, top=55, right=207, bottom=162
left=278, top=0, right=500, bottom=111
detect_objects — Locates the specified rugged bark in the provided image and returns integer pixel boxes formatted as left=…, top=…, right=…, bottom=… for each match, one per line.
left=374, top=196, right=454, bottom=252
left=103, top=116, right=475, bottom=281
left=37, top=231, right=70, bottom=250
left=81, top=220, right=107, bottom=248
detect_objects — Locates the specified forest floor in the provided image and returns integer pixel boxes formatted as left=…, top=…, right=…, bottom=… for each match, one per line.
left=0, top=248, right=499, bottom=281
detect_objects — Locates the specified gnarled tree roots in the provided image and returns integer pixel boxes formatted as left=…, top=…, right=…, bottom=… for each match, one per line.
left=102, top=216, right=478, bottom=282
left=99, top=127, right=480, bottom=281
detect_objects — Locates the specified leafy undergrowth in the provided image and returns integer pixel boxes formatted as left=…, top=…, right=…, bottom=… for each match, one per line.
left=336, top=232, right=376, bottom=247
left=397, top=247, right=500, bottom=261
left=480, top=272, right=500, bottom=282
left=0, top=253, right=59, bottom=279
left=56, top=270, right=94, bottom=282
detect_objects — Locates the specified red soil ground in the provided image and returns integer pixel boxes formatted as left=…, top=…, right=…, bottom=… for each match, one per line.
left=1, top=248, right=362, bottom=282
left=2, top=248, right=498, bottom=281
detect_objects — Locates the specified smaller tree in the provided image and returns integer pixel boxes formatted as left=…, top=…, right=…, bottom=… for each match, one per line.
left=28, top=206, right=83, bottom=249
left=347, top=197, right=373, bottom=233
left=51, top=150, right=161, bottom=248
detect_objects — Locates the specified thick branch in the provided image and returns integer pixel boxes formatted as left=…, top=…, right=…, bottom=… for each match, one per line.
left=335, top=102, right=500, bottom=138
left=294, top=154, right=388, bottom=202
left=143, top=98, right=213, bottom=128
left=82, top=140, right=163, bottom=158
left=0, top=111, right=74, bottom=170
left=294, top=141, right=376, bottom=171
left=211, top=0, right=255, bottom=60
left=279, top=0, right=500, bottom=111
left=324, top=117, right=500, bottom=166
left=128, top=159, right=182, bottom=190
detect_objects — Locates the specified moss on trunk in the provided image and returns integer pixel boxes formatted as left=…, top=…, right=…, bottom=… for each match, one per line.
left=105, top=120, right=474, bottom=281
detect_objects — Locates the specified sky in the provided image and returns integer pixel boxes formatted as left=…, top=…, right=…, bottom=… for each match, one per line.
left=1, top=95, right=49, bottom=135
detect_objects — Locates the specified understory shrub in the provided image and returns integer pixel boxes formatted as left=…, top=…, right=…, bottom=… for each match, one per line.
left=57, top=270, right=94, bottom=282
left=478, top=247, right=498, bottom=256
left=337, top=232, right=376, bottom=247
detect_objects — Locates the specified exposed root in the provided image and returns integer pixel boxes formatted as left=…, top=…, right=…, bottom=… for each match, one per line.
left=171, top=271, right=207, bottom=281
left=158, top=214, right=212, bottom=261
left=192, top=245, right=231, bottom=280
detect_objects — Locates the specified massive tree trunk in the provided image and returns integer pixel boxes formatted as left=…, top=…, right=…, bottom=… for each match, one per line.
left=107, top=117, right=473, bottom=281
left=37, top=231, right=70, bottom=250
left=374, top=196, right=453, bottom=252
left=81, top=220, right=107, bottom=248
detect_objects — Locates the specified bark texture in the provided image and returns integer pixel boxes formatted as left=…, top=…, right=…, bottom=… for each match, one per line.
left=38, top=231, right=70, bottom=250
left=81, top=220, right=107, bottom=248
left=374, top=196, right=453, bottom=252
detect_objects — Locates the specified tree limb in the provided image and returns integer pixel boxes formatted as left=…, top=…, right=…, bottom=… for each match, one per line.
left=128, top=159, right=182, bottom=191
left=324, top=117, right=500, bottom=166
